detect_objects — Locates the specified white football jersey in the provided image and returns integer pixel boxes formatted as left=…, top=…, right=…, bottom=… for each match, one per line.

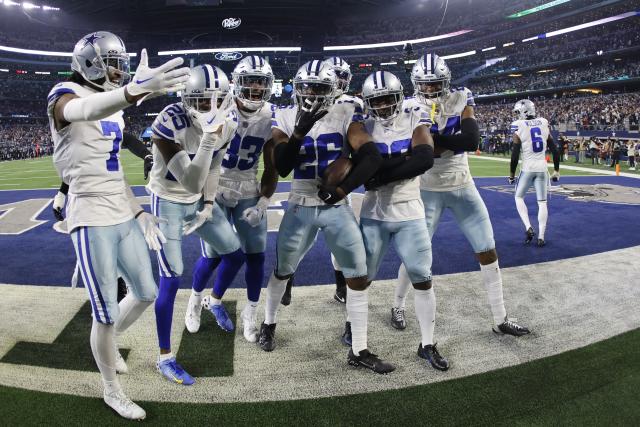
left=272, top=102, right=358, bottom=206
left=336, top=94, right=364, bottom=109
left=360, top=106, right=430, bottom=222
left=47, top=81, right=132, bottom=230
left=147, top=102, right=209, bottom=203
left=407, top=87, right=476, bottom=192
left=511, top=117, right=550, bottom=173
left=218, top=101, right=274, bottom=199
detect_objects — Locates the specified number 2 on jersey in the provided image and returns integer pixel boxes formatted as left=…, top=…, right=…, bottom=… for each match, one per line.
left=100, top=121, right=122, bottom=172
left=530, top=127, right=544, bottom=153
left=294, top=133, right=343, bottom=179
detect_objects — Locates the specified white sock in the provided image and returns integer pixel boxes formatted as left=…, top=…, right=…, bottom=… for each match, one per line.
left=394, top=263, right=412, bottom=309
left=537, top=200, right=548, bottom=239
left=188, top=291, right=203, bottom=308
left=90, top=319, right=120, bottom=392
left=346, top=287, right=368, bottom=354
left=212, top=297, right=222, bottom=306
left=264, top=273, right=287, bottom=325
left=158, top=352, right=173, bottom=362
left=480, top=261, right=507, bottom=325
left=515, top=197, right=531, bottom=230
left=115, top=294, right=152, bottom=335
left=414, top=288, right=436, bottom=346
left=245, top=301, right=257, bottom=317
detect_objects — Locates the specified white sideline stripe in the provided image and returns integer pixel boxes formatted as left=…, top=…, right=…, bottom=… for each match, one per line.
left=473, top=155, right=640, bottom=179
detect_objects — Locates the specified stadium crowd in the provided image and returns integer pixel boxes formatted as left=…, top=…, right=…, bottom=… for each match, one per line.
left=0, top=121, right=53, bottom=161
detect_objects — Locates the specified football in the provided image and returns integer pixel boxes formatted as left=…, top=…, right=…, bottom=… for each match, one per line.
left=322, top=157, right=353, bottom=187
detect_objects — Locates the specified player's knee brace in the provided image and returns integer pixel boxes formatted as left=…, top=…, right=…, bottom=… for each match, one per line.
left=412, top=280, right=432, bottom=291
left=346, top=276, right=370, bottom=291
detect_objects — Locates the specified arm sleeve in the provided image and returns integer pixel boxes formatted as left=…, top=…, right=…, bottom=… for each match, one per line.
left=339, top=141, right=383, bottom=194
left=376, top=144, right=434, bottom=185
left=203, top=149, right=226, bottom=203
left=274, top=134, right=304, bottom=178
left=59, top=181, right=69, bottom=195
left=510, top=142, right=521, bottom=176
left=547, top=136, right=560, bottom=171
left=122, top=132, right=151, bottom=160
left=433, top=117, right=480, bottom=152
left=166, top=134, right=221, bottom=194
left=62, top=87, right=131, bottom=122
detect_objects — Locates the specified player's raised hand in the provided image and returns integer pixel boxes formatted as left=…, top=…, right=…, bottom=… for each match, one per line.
left=136, top=211, right=168, bottom=251
left=294, top=98, right=328, bottom=137
left=126, top=49, right=190, bottom=104
left=183, top=204, right=213, bottom=235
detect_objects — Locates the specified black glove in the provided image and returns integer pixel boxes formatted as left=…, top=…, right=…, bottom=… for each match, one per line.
left=317, top=184, right=344, bottom=205
left=294, top=99, right=329, bottom=137
left=508, top=176, right=516, bottom=185
left=144, top=154, right=153, bottom=180
left=53, top=207, right=64, bottom=222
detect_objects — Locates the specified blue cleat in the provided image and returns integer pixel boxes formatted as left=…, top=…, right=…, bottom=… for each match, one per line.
left=202, top=296, right=235, bottom=332
left=156, top=357, right=195, bottom=386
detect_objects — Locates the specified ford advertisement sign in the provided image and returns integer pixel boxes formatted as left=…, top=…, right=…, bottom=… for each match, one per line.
left=215, top=52, right=243, bottom=61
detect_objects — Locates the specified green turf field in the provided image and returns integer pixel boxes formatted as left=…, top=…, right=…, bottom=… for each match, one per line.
left=0, top=152, right=599, bottom=190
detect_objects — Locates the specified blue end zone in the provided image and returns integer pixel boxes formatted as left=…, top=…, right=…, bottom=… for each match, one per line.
left=1, top=176, right=639, bottom=288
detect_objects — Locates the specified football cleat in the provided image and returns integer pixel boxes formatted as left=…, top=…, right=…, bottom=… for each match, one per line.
left=390, top=307, right=407, bottom=330
left=525, top=227, right=535, bottom=244
left=334, top=285, right=346, bottom=304
left=115, top=347, right=128, bottom=374
left=240, top=305, right=259, bottom=343
left=202, top=296, right=234, bottom=332
left=103, top=389, right=146, bottom=420
left=156, top=357, right=195, bottom=386
left=281, top=276, right=293, bottom=306
left=184, top=296, right=203, bottom=333
left=341, top=321, right=352, bottom=347
left=418, top=343, right=449, bottom=371
left=537, top=238, right=546, bottom=247
left=258, top=322, right=277, bottom=352
left=493, top=318, right=531, bottom=337
left=348, top=349, right=395, bottom=374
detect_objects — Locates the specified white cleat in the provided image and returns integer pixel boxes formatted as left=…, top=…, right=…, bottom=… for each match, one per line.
left=185, top=296, right=203, bottom=333
left=103, top=389, right=146, bottom=420
left=241, top=305, right=259, bottom=343
left=115, top=347, right=128, bottom=374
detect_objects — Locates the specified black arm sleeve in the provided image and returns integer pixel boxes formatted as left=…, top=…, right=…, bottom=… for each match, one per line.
left=433, top=117, right=480, bottom=152
left=339, top=141, right=383, bottom=194
left=510, top=143, right=521, bottom=176
left=121, top=133, right=151, bottom=160
left=547, top=137, right=560, bottom=171
left=274, top=134, right=304, bottom=178
left=59, top=181, right=69, bottom=195
left=376, top=144, right=434, bottom=185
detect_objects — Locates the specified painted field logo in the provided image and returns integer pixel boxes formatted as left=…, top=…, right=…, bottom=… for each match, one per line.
left=222, top=17, right=241, bottom=29
left=482, top=183, right=640, bottom=205
left=215, top=51, right=243, bottom=61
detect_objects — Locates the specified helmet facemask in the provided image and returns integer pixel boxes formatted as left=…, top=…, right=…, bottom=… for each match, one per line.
left=233, top=74, right=273, bottom=112
left=365, top=92, right=403, bottom=125
left=414, top=78, right=449, bottom=104
left=294, top=81, right=336, bottom=111
left=334, top=70, right=351, bottom=97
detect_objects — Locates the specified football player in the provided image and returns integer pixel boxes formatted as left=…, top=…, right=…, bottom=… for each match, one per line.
left=509, top=99, right=560, bottom=247
left=184, top=56, right=278, bottom=343
left=47, top=31, right=189, bottom=420
left=350, top=71, right=441, bottom=369
left=391, top=54, right=530, bottom=351
left=261, top=60, right=392, bottom=374
left=147, top=64, right=240, bottom=385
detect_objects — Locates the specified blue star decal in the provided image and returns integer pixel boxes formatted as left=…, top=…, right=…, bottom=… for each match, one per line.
left=82, top=33, right=103, bottom=47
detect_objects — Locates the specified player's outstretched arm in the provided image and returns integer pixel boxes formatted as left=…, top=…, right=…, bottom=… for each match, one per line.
left=122, top=133, right=151, bottom=160
left=432, top=105, right=481, bottom=152
left=370, top=124, right=435, bottom=186
left=547, top=135, right=560, bottom=175
left=509, top=134, right=522, bottom=182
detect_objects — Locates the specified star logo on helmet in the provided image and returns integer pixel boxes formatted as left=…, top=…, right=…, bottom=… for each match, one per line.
left=82, top=33, right=103, bottom=47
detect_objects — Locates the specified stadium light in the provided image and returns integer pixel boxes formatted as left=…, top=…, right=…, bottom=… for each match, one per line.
left=522, top=10, right=639, bottom=42
left=380, top=61, right=397, bottom=66
left=0, top=68, right=8, bottom=72
left=503, top=42, right=515, bottom=47
left=441, top=50, right=476, bottom=60
left=157, top=47, right=301, bottom=55
left=481, top=46, right=496, bottom=52
left=0, top=45, right=137, bottom=57
left=507, top=0, right=571, bottom=19
left=323, top=30, right=472, bottom=51
left=22, top=2, right=40, bottom=9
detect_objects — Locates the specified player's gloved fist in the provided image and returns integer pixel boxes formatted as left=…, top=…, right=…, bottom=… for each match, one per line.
left=183, top=203, right=213, bottom=236
left=240, top=196, right=270, bottom=227
left=508, top=176, right=517, bottom=185
left=143, top=154, right=153, bottom=180
left=126, top=49, right=190, bottom=105
left=216, top=187, right=242, bottom=208
left=364, top=174, right=382, bottom=191
left=52, top=191, right=66, bottom=221
left=317, top=184, right=345, bottom=205
left=294, top=98, right=329, bottom=137
left=551, top=171, right=560, bottom=182
left=136, top=211, right=168, bottom=251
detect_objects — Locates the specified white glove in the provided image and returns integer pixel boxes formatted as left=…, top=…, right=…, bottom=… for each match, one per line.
left=136, top=212, right=168, bottom=251
left=551, top=171, right=560, bottom=182
left=216, top=187, right=242, bottom=207
left=241, top=196, right=270, bottom=227
left=199, top=108, right=239, bottom=151
left=183, top=204, right=213, bottom=236
left=52, top=191, right=66, bottom=221
left=441, top=90, right=467, bottom=116
left=126, top=49, right=190, bottom=105
left=71, top=261, right=80, bottom=289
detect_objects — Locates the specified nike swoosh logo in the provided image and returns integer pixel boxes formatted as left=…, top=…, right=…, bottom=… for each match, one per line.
left=170, top=373, right=184, bottom=384
left=207, top=117, right=215, bottom=124
left=135, top=77, right=153, bottom=84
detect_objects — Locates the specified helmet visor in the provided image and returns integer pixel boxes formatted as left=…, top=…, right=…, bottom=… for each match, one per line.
left=103, top=54, right=130, bottom=87
left=236, top=74, right=273, bottom=102
left=365, top=93, right=402, bottom=121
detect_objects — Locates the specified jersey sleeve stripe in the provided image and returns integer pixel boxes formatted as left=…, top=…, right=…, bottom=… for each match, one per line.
left=152, top=122, right=175, bottom=140
left=47, top=88, right=75, bottom=103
